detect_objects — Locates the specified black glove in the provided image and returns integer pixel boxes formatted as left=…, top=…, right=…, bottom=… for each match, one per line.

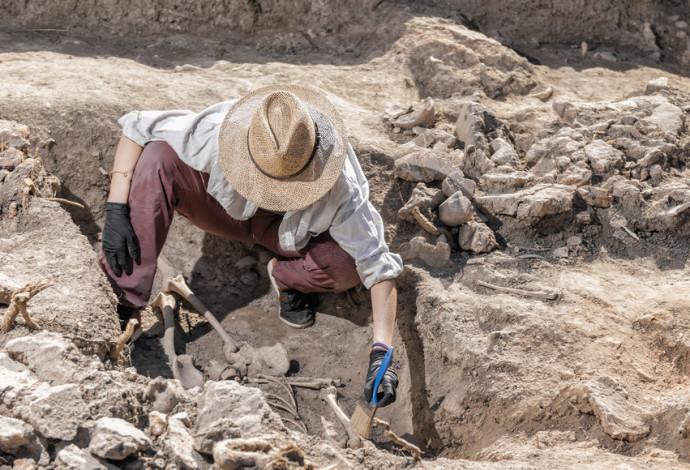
left=102, top=202, right=140, bottom=277
left=363, top=349, right=398, bottom=407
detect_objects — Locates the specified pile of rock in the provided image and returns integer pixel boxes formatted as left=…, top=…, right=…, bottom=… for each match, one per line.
left=0, top=331, right=317, bottom=469
left=387, top=81, right=689, bottom=266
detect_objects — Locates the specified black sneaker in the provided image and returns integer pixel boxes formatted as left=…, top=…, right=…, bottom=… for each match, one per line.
left=278, top=289, right=318, bottom=329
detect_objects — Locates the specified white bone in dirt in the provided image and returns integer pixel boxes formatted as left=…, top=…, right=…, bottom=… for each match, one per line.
left=320, top=386, right=363, bottom=449
left=152, top=292, right=204, bottom=389
left=165, top=275, right=238, bottom=354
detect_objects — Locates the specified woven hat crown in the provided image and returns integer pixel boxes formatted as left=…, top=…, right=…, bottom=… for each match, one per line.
left=248, top=91, right=317, bottom=179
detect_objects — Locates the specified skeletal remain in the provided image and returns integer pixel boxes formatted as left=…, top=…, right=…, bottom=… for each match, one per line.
left=531, top=86, right=554, bottom=101
left=22, top=178, right=36, bottom=214
left=663, top=202, right=690, bottom=218
left=410, top=206, right=452, bottom=240
left=1, top=280, right=51, bottom=332
left=476, top=280, right=559, bottom=300
left=46, top=197, right=85, bottom=209
left=213, top=439, right=272, bottom=470
left=110, top=318, right=139, bottom=359
left=373, top=418, right=423, bottom=462
left=165, top=275, right=238, bottom=355
left=321, top=386, right=363, bottom=449
left=152, top=292, right=204, bottom=389
left=250, top=376, right=341, bottom=389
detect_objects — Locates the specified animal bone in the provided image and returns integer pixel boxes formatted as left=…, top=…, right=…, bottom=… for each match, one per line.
left=251, top=376, right=341, bottom=389
left=320, top=386, right=363, bottom=449
left=475, top=280, right=559, bottom=300
left=152, top=292, right=204, bottom=389
left=1, top=280, right=51, bottom=332
left=165, top=275, right=238, bottom=355
left=110, top=318, right=139, bottom=359
left=373, top=418, right=422, bottom=462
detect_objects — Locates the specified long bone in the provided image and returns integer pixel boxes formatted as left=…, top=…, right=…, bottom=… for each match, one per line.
left=320, top=386, right=363, bottom=449
left=165, top=275, right=239, bottom=355
left=152, top=292, right=204, bottom=390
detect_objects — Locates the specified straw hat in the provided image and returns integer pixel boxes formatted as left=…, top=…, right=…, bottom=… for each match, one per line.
left=218, top=84, right=348, bottom=212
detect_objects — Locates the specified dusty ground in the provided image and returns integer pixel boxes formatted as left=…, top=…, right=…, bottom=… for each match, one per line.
left=3, top=1, right=690, bottom=468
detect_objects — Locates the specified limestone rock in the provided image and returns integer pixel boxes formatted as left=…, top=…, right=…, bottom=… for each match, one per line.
left=88, top=417, right=152, bottom=460
left=638, top=148, right=665, bottom=167
left=0, top=352, right=38, bottom=405
left=439, top=192, right=474, bottom=226
left=18, top=383, right=88, bottom=441
left=516, top=185, right=574, bottom=219
left=557, top=163, right=592, bottom=186
left=461, top=148, right=495, bottom=180
left=455, top=102, right=500, bottom=153
left=0, top=148, right=23, bottom=170
left=458, top=221, right=497, bottom=253
left=584, top=140, right=625, bottom=176
left=146, top=377, right=186, bottom=413
left=490, top=137, right=517, bottom=165
left=399, top=236, right=450, bottom=268
left=443, top=170, right=476, bottom=199
left=646, top=102, right=684, bottom=134
left=0, top=416, right=34, bottom=453
left=149, top=411, right=168, bottom=437
left=162, top=416, right=206, bottom=469
left=586, top=376, right=650, bottom=442
left=5, top=331, right=90, bottom=385
left=393, top=151, right=453, bottom=183
left=391, top=98, right=435, bottom=129
left=0, top=120, right=31, bottom=151
left=577, top=186, right=612, bottom=208
left=476, top=184, right=574, bottom=219
left=646, top=77, right=669, bottom=94
left=412, top=127, right=456, bottom=148
left=398, top=183, right=445, bottom=223
left=197, top=381, right=277, bottom=438
left=56, top=444, right=118, bottom=470
left=479, top=168, right=534, bottom=194
left=194, top=419, right=242, bottom=455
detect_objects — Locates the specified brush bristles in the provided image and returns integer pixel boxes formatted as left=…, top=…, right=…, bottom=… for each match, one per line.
left=350, top=400, right=376, bottom=438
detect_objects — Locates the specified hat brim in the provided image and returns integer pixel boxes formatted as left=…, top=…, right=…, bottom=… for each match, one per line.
left=218, top=84, right=348, bottom=212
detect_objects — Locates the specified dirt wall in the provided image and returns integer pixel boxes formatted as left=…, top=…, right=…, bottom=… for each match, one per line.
left=1, top=1, right=688, bottom=66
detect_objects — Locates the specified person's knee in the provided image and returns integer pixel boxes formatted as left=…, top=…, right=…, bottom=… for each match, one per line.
left=135, top=141, right=178, bottom=176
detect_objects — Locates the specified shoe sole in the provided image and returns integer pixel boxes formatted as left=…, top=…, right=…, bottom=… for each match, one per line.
left=279, top=315, right=315, bottom=329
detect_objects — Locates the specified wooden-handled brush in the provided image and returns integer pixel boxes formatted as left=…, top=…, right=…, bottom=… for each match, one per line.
left=350, top=346, right=394, bottom=438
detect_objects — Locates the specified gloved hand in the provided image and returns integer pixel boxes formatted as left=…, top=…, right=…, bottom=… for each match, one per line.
left=102, top=202, right=140, bottom=277
left=363, top=348, right=398, bottom=407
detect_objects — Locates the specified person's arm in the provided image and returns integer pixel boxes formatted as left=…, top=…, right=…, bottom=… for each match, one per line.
left=371, top=279, right=397, bottom=346
left=107, top=135, right=144, bottom=203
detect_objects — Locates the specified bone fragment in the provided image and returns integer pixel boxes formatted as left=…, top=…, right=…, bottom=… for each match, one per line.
left=165, top=275, right=238, bottom=353
left=411, top=206, right=452, bottom=240
left=250, top=376, right=341, bottom=389
left=321, top=386, right=363, bottom=449
left=531, top=86, right=553, bottom=101
left=373, top=417, right=423, bottom=462
left=476, top=280, right=559, bottom=300
left=46, top=197, right=85, bottom=209
left=1, top=280, right=51, bottom=332
left=663, top=202, right=690, bottom=218
left=110, top=318, right=139, bottom=359
left=152, top=292, right=204, bottom=389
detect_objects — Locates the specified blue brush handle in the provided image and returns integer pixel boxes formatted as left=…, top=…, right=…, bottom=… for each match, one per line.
left=371, top=346, right=394, bottom=406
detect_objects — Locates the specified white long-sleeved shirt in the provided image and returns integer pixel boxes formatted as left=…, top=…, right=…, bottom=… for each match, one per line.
left=118, top=100, right=403, bottom=289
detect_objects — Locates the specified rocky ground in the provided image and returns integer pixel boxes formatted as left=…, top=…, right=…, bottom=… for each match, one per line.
left=3, top=1, right=690, bottom=469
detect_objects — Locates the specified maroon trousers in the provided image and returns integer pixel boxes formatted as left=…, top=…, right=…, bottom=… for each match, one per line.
left=101, top=141, right=360, bottom=309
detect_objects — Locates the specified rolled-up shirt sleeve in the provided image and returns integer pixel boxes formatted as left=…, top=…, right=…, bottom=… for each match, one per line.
left=329, top=177, right=403, bottom=289
left=117, top=101, right=236, bottom=173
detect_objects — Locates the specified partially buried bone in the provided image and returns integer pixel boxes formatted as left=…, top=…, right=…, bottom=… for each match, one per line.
left=165, top=275, right=239, bottom=355
left=152, top=292, right=204, bottom=389
left=320, top=386, right=363, bottom=449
